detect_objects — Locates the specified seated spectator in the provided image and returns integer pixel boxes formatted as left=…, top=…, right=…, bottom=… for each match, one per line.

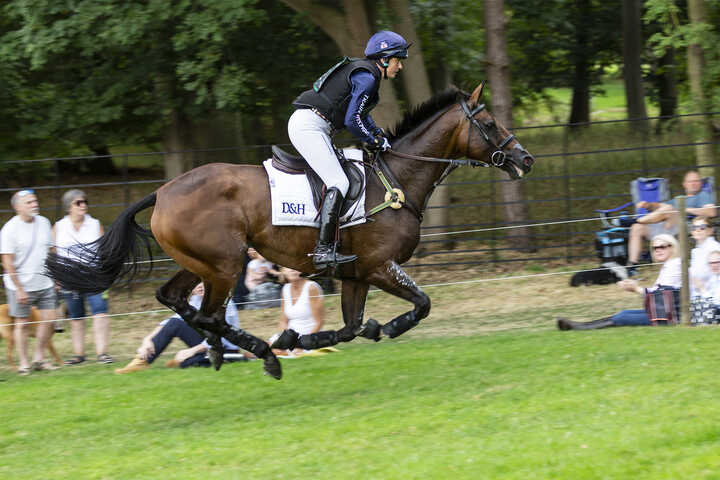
left=53, top=189, right=114, bottom=365
left=697, top=250, right=720, bottom=302
left=243, top=247, right=283, bottom=310
left=269, top=267, right=324, bottom=357
left=558, top=234, right=681, bottom=330
left=627, top=170, right=716, bottom=272
left=114, top=283, right=246, bottom=373
left=689, top=217, right=720, bottom=295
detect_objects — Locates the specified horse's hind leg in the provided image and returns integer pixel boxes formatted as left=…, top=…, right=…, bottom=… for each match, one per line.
left=356, top=260, right=430, bottom=341
left=272, top=279, right=369, bottom=351
left=156, top=269, right=201, bottom=318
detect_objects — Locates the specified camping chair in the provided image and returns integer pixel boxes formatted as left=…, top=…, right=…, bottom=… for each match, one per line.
left=571, top=178, right=670, bottom=286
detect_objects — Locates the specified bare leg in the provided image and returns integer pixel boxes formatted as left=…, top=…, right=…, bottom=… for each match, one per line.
left=33, top=309, right=55, bottom=363
left=14, top=317, right=30, bottom=370
left=92, top=313, right=110, bottom=355
left=70, top=319, right=85, bottom=356
left=628, top=223, right=649, bottom=264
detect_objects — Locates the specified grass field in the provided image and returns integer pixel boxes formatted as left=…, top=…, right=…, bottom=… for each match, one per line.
left=3, top=325, right=720, bottom=479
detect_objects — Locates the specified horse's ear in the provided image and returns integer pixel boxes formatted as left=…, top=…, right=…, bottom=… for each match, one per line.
left=469, top=81, right=486, bottom=104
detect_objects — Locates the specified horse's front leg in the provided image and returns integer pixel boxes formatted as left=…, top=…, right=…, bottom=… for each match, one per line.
left=356, top=261, right=430, bottom=341
left=271, top=279, right=370, bottom=351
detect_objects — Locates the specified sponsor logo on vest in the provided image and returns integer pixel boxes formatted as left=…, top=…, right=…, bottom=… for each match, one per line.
left=282, top=202, right=306, bottom=215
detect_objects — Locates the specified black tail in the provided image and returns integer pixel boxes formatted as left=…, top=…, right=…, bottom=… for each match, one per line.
left=45, top=192, right=157, bottom=294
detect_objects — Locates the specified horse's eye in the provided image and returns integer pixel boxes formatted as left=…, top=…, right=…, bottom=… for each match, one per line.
left=484, top=120, right=496, bottom=130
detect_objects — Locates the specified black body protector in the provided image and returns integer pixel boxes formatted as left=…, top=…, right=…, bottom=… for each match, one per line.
left=292, top=58, right=382, bottom=271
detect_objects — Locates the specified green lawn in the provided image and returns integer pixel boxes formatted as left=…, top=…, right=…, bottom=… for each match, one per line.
left=3, top=326, right=720, bottom=479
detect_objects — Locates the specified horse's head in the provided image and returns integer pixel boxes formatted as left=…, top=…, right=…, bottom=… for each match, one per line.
left=455, top=82, right=535, bottom=180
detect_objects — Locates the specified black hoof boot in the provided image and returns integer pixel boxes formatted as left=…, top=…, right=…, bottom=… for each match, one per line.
left=271, top=329, right=299, bottom=350
left=263, top=352, right=282, bottom=380
left=355, top=318, right=382, bottom=342
left=205, top=332, right=224, bottom=371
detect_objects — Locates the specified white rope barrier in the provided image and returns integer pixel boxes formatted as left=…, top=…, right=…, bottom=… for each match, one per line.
left=1, top=262, right=662, bottom=328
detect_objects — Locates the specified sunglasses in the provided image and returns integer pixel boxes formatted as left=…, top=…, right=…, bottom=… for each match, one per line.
left=652, top=244, right=671, bottom=251
left=691, top=225, right=709, bottom=231
left=72, top=199, right=88, bottom=206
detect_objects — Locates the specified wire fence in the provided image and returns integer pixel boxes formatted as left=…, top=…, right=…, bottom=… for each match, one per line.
left=1, top=110, right=718, bottom=279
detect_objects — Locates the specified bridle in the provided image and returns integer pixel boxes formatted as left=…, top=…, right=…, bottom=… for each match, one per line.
left=458, top=97, right=515, bottom=168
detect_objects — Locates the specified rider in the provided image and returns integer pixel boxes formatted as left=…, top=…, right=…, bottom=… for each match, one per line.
left=289, top=30, right=411, bottom=271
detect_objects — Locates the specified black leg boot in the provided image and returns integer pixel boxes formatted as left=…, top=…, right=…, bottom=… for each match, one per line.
left=312, top=187, right=357, bottom=271
left=557, top=317, right=615, bottom=330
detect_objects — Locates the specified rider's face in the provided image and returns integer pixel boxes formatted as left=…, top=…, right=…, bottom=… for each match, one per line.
left=385, top=57, right=403, bottom=79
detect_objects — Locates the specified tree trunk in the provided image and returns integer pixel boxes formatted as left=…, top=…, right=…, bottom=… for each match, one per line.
left=655, top=47, right=677, bottom=133
left=280, top=0, right=402, bottom=129
left=163, top=109, right=193, bottom=179
left=686, top=0, right=714, bottom=174
left=388, top=0, right=452, bottom=250
left=622, top=0, right=649, bottom=133
left=484, top=0, right=534, bottom=253
left=569, top=0, right=591, bottom=126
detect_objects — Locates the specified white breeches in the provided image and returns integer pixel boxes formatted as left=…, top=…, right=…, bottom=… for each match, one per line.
left=287, top=109, right=349, bottom=196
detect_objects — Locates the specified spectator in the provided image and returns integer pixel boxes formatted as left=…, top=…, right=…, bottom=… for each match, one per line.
left=689, top=217, right=720, bottom=295
left=627, top=170, right=716, bottom=271
left=0, top=189, right=58, bottom=375
left=558, top=234, right=681, bottom=330
left=698, top=250, right=720, bottom=302
left=270, top=267, right=324, bottom=357
left=115, top=283, right=247, bottom=373
left=53, top=189, right=114, bottom=365
left=244, top=247, right=283, bottom=310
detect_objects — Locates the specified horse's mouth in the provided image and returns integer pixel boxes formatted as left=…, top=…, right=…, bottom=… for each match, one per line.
left=505, top=146, right=534, bottom=180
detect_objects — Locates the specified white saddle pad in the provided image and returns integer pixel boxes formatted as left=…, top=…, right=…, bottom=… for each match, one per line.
left=263, top=148, right=367, bottom=229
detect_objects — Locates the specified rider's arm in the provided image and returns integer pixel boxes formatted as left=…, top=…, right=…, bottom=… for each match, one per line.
left=344, top=70, right=381, bottom=143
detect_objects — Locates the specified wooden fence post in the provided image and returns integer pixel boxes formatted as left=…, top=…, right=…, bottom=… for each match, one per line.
left=676, top=196, right=690, bottom=325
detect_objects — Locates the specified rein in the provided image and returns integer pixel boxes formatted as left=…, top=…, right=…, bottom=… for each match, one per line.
left=362, top=97, right=519, bottom=222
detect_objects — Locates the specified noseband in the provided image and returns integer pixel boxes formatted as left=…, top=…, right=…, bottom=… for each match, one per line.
left=458, top=97, right=515, bottom=167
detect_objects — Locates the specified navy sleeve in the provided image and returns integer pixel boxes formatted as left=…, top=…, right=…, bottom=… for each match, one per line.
left=344, top=70, right=381, bottom=143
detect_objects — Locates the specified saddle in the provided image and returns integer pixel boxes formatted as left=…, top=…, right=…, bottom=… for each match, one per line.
left=271, top=145, right=365, bottom=218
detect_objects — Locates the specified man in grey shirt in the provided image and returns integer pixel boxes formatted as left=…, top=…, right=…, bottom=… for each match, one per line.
left=0, top=189, right=58, bottom=375
left=628, top=170, right=716, bottom=268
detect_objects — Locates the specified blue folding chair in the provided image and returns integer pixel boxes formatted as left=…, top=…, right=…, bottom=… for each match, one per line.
left=571, top=178, right=671, bottom=286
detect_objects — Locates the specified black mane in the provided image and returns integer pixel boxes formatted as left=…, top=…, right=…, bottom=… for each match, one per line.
left=388, top=88, right=466, bottom=141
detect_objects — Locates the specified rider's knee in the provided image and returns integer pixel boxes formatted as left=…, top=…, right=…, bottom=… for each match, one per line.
left=330, top=178, right=350, bottom=197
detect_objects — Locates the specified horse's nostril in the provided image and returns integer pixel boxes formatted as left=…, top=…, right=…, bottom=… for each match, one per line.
left=523, top=156, right=534, bottom=167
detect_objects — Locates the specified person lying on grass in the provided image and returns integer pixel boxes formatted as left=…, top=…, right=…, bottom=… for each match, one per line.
left=557, top=234, right=681, bottom=330
left=115, top=283, right=251, bottom=373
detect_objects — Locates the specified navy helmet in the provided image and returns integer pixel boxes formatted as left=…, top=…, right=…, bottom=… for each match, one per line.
left=364, top=31, right=412, bottom=60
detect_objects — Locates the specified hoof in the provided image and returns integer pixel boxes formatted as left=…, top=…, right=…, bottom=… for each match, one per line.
left=263, top=352, right=282, bottom=380
left=355, top=318, right=382, bottom=342
left=556, top=318, right=573, bottom=331
left=271, top=329, right=299, bottom=350
left=208, top=348, right=224, bottom=371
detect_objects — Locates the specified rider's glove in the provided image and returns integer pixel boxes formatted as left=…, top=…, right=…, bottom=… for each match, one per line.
left=366, top=134, right=391, bottom=153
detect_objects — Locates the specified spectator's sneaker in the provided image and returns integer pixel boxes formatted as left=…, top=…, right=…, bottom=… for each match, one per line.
left=114, top=357, right=149, bottom=374
left=64, top=355, right=86, bottom=366
left=97, top=353, right=114, bottom=364
left=17, top=366, right=31, bottom=376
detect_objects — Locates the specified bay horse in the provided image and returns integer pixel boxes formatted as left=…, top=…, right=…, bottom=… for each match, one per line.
left=45, top=83, right=535, bottom=380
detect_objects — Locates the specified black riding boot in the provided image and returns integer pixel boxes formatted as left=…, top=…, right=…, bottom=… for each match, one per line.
left=557, top=317, right=615, bottom=330
left=312, top=187, right=357, bottom=271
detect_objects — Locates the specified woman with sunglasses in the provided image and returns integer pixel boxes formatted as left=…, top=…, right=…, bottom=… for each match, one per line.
left=689, top=217, right=720, bottom=295
left=53, top=189, right=113, bottom=365
left=558, top=234, right=681, bottom=330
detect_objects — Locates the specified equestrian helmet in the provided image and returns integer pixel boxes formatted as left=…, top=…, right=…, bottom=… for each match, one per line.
left=364, top=31, right=412, bottom=59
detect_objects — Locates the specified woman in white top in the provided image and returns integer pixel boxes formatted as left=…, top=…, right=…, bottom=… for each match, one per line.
left=270, top=267, right=324, bottom=356
left=558, top=234, right=682, bottom=330
left=53, top=189, right=113, bottom=365
left=689, top=216, right=720, bottom=295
